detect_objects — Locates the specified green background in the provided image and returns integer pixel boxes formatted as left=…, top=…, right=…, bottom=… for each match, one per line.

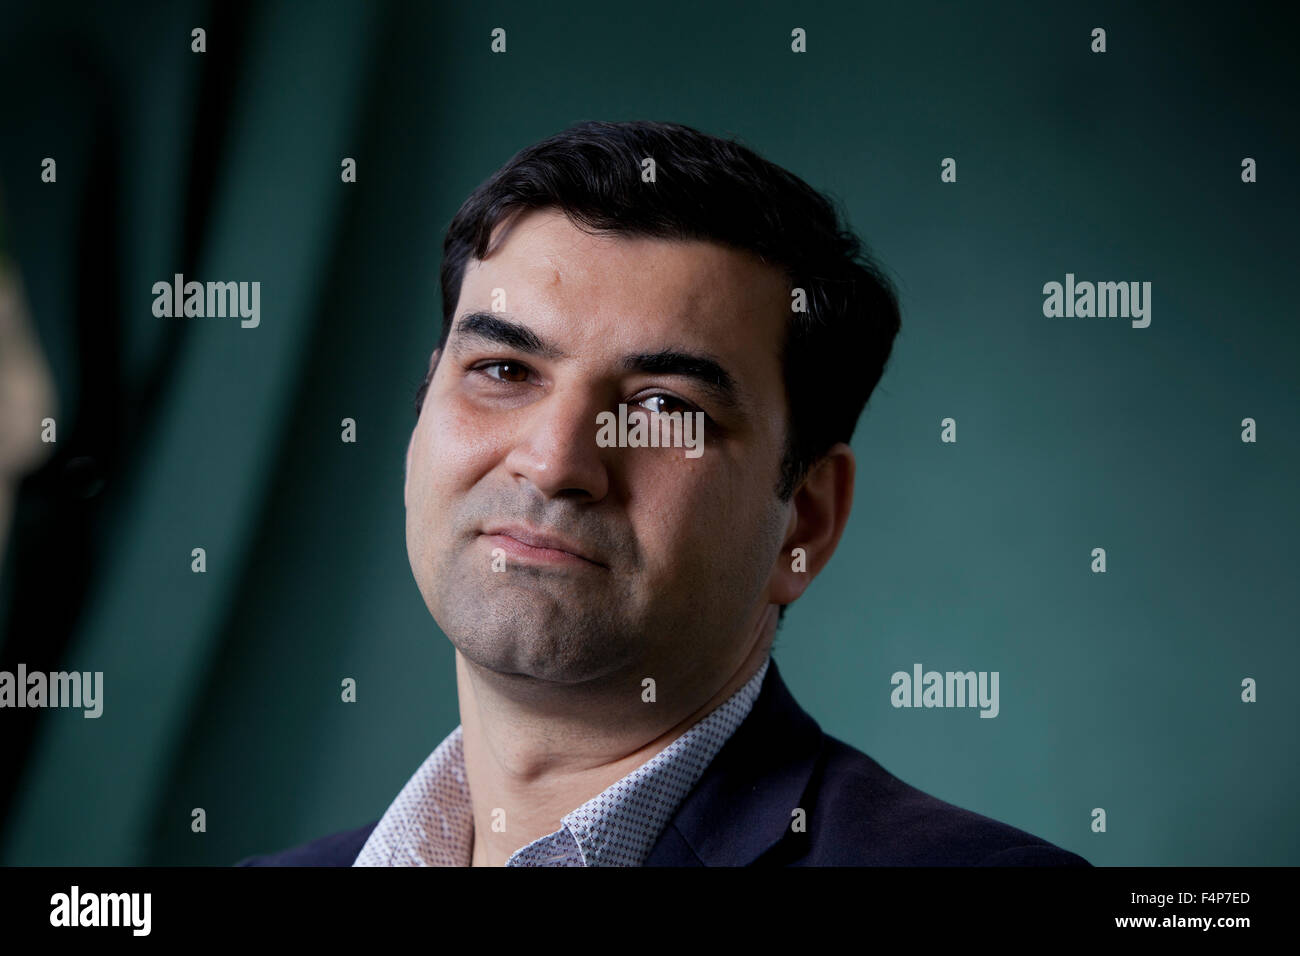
left=0, top=0, right=1296, bottom=866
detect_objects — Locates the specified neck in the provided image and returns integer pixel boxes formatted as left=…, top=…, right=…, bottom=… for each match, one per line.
left=459, top=608, right=776, bottom=866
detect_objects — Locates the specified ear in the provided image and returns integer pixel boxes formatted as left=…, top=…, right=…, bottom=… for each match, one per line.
left=766, top=442, right=855, bottom=609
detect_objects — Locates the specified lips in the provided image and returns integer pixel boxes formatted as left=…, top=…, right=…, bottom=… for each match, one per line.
left=481, top=524, right=605, bottom=567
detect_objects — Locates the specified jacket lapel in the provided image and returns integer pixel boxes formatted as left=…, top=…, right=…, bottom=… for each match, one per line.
left=644, top=657, right=824, bottom=866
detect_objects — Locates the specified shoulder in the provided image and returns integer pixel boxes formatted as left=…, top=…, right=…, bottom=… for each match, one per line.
left=790, top=734, right=1090, bottom=867
left=235, top=821, right=378, bottom=867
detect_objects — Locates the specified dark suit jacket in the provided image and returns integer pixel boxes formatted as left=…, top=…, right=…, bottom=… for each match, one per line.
left=237, top=658, right=1089, bottom=866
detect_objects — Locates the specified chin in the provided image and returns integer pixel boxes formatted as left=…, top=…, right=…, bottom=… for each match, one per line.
left=441, top=604, right=637, bottom=686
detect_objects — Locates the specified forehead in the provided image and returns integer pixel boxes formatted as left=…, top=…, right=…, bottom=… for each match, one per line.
left=455, top=208, right=789, bottom=372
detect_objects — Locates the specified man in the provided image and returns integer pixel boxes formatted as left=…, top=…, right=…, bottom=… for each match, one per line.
left=239, top=120, right=1088, bottom=867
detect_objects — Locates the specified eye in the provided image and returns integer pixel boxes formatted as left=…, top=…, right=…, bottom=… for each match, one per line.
left=635, top=393, right=697, bottom=416
left=473, top=360, right=533, bottom=384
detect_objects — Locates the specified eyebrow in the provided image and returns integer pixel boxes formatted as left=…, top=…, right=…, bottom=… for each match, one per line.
left=620, top=349, right=741, bottom=412
left=452, top=311, right=564, bottom=359
left=450, top=310, right=743, bottom=413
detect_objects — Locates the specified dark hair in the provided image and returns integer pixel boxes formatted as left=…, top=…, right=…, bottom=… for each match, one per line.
left=416, top=120, right=901, bottom=620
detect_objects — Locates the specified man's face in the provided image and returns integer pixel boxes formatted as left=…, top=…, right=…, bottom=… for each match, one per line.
left=405, top=207, right=793, bottom=690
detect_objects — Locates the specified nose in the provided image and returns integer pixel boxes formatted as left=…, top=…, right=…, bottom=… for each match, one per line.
left=502, top=387, right=611, bottom=502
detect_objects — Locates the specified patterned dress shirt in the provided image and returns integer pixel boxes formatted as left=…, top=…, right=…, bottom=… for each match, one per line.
left=354, top=655, right=771, bottom=866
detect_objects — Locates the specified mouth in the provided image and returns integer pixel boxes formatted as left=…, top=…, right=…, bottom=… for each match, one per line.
left=480, top=524, right=607, bottom=569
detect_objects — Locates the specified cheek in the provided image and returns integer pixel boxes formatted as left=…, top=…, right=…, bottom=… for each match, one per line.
left=632, top=454, right=757, bottom=575
left=404, top=417, right=465, bottom=551
left=415, top=396, right=502, bottom=494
